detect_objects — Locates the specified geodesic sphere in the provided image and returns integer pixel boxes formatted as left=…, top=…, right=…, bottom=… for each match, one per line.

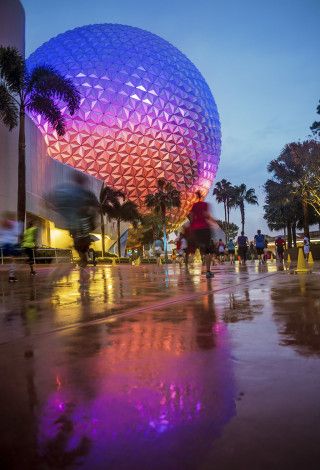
left=27, top=24, right=221, bottom=225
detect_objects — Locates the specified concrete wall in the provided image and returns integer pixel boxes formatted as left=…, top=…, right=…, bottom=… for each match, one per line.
left=0, top=0, right=25, bottom=215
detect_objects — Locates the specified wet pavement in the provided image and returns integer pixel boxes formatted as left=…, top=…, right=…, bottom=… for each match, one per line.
left=1, top=261, right=320, bottom=469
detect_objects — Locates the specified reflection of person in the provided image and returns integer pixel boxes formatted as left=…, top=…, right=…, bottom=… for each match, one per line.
left=303, top=234, right=310, bottom=260
left=0, top=212, right=21, bottom=282
left=47, top=172, right=99, bottom=268
left=189, top=191, right=215, bottom=278
left=22, top=221, right=38, bottom=275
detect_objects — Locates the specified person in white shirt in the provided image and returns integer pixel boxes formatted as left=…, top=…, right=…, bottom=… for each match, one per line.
left=303, top=234, right=310, bottom=260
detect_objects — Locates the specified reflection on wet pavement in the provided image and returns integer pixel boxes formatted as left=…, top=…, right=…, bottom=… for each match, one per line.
left=1, top=262, right=320, bottom=469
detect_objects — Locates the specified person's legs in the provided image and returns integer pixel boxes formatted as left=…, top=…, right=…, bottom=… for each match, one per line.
left=26, top=248, right=36, bottom=274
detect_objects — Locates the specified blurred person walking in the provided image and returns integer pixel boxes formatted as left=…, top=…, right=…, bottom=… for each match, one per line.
left=189, top=191, right=216, bottom=278
left=0, top=212, right=21, bottom=282
left=47, top=172, right=99, bottom=269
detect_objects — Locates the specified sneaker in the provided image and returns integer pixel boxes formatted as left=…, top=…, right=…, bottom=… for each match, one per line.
left=206, top=271, right=214, bottom=278
left=8, top=276, right=18, bottom=283
left=30, top=271, right=37, bottom=276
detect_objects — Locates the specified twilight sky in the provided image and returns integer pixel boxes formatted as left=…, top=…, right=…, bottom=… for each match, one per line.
left=22, top=0, right=320, bottom=236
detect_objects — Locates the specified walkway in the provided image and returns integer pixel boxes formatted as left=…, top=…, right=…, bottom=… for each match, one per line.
left=1, top=262, right=320, bottom=469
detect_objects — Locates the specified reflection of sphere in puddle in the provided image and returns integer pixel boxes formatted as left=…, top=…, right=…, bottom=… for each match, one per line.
left=38, top=319, right=235, bottom=467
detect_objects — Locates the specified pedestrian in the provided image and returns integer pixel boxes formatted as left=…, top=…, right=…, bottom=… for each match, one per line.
left=189, top=191, right=215, bottom=278
left=183, top=221, right=195, bottom=266
left=154, top=236, right=164, bottom=264
left=47, top=172, right=99, bottom=269
left=237, top=231, right=248, bottom=265
left=275, top=235, right=285, bottom=262
left=249, top=241, right=255, bottom=261
left=227, top=238, right=235, bottom=264
left=254, top=229, right=266, bottom=264
left=0, top=212, right=21, bottom=282
left=217, top=238, right=226, bottom=263
left=21, top=220, right=38, bottom=275
left=303, top=233, right=310, bottom=261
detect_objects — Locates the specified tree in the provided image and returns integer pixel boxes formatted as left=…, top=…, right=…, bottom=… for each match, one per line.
left=98, top=183, right=125, bottom=257
left=145, top=178, right=181, bottom=261
left=216, top=220, right=239, bottom=240
left=213, top=179, right=234, bottom=239
left=310, top=99, right=320, bottom=138
left=267, top=140, right=320, bottom=238
left=232, top=184, right=258, bottom=233
left=108, top=199, right=140, bottom=258
left=0, top=46, right=80, bottom=228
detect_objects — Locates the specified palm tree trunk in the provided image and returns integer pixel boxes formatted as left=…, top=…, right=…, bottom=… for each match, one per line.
left=223, top=202, right=228, bottom=242
left=302, top=199, right=309, bottom=238
left=287, top=221, right=292, bottom=248
left=117, top=219, right=121, bottom=258
left=17, top=109, right=26, bottom=232
left=100, top=211, right=105, bottom=257
left=240, top=203, right=245, bottom=233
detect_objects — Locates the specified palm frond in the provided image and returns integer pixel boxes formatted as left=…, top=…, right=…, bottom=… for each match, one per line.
left=27, top=94, right=65, bottom=135
left=27, top=65, right=80, bottom=114
left=0, top=83, right=18, bottom=130
left=0, top=46, right=24, bottom=94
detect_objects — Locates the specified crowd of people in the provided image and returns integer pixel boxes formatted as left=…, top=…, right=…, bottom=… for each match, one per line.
left=0, top=184, right=312, bottom=282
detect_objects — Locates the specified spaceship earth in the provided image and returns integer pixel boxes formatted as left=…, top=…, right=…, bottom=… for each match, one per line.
left=27, top=24, right=221, bottom=224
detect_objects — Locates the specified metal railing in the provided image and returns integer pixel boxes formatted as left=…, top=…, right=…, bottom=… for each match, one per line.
left=0, top=247, right=73, bottom=265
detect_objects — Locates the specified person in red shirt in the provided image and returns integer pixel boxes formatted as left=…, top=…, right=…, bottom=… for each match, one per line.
left=275, top=235, right=286, bottom=262
left=189, top=191, right=216, bottom=278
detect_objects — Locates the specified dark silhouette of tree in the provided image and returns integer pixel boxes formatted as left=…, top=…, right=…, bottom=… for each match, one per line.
left=267, top=141, right=320, bottom=238
left=310, top=99, right=320, bottom=137
left=0, top=46, right=80, bottom=229
left=232, top=184, right=258, bottom=233
left=145, top=178, right=181, bottom=261
left=108, top=198, right=140, bottom=258
left=98, top=183, right=124, bottom=257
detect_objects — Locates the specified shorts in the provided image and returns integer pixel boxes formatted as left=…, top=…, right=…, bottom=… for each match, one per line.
left=256, top=247, right=264, bottom=255
left=228, top=250, right=235, bottom=255
left=192, top=228, right=214, bottom=255
left=238, top=246, right=247, bottom=258
left=276, top=246, right=284, bottom=255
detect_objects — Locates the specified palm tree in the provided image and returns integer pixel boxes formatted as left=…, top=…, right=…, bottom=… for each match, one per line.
left=108, top=199, right=140, bottom=258
left=0, top=46, right=80, bottom=229
left=267, top=141, right=320, bottom=238
left=98, top=183, right=125, bottom=257
left=232, top=184, right=258, bottom=233
left=145, top=178, right=181, bottom=261
left=213, top=179, right=231, bottom=225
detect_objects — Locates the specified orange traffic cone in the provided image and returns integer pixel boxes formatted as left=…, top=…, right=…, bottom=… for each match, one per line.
left=294, top=248, right=310, bottom=273
left=308, top=251, right=314, bottom=265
